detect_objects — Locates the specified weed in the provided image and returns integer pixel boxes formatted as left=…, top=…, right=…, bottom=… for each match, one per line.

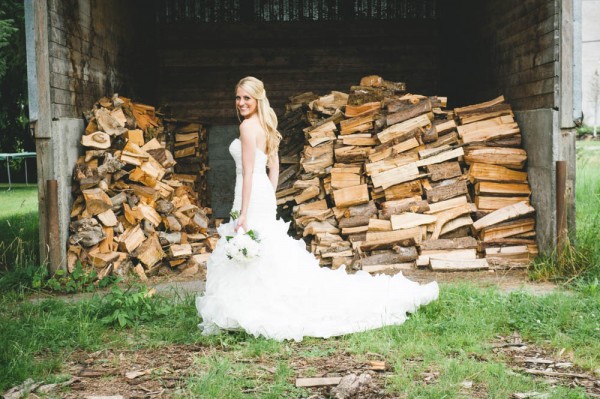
left=42, top=261, right=117, bottom=294
left=97, top=283, right=174, bottom=328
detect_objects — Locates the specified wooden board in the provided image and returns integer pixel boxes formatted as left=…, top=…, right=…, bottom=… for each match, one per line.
left=362, top=263, right=414, bottom=273
left=430, top=258, right=489, bottom=271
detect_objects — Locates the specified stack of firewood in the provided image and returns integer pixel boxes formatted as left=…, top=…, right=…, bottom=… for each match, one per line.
left=68, top=94, right=216, bottom=280
left=165, top=122, right=211, bottom=207
left=276, top=93, right=315, bottom=224
left=275, top=76, right=538, bottom=272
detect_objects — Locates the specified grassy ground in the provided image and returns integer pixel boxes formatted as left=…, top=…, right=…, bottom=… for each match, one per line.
left=1, top=146, right=600, bottom=397
left=575, top=141, right=600, bottom=278
left=1, top=283, right=598, bottom=398
left=529, top=140, right=600, bottom=282
left=0, top=183, right=38, bottom=218
left=0, top=184, right=40, bottom=290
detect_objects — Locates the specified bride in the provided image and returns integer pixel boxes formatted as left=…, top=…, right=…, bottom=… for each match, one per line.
left=196, top=77, right=439, bottom=342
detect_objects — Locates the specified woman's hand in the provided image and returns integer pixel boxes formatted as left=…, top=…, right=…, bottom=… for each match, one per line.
left=234, top=214, right=249, bottom=233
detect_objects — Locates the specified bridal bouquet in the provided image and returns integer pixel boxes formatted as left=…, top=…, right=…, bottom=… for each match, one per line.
left=225, top=211, right=261, bottom=263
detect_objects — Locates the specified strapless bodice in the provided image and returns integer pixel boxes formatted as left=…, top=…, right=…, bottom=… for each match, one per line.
left=229, top=138, right=268, bottom=174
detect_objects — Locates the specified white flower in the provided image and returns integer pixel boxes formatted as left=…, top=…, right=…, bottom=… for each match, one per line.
left=224, top=227, right=261, bottom=264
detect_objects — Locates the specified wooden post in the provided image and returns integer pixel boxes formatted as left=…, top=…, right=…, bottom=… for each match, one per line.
left=25, top=0, right=53, bottom=267
left=46, top=179, right=60, bottom=273
left=556, top=161, right=567, bottom=257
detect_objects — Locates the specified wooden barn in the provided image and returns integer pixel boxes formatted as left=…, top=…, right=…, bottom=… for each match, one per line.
left=25, top=0, right=580, bottom=270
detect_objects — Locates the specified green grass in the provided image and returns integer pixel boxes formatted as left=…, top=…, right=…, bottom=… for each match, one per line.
left=575, top=141, right=600, bottom=280
left=1, top=284, right=598, bottom=398
left=0, top=183, right=41, bottom=292
left=0, top=183, right=38, bottom=218
left=530, top=140, right=600, bottom=283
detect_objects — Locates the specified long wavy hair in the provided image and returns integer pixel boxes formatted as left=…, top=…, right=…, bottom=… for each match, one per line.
left=236, top=77, right=281, bottom=161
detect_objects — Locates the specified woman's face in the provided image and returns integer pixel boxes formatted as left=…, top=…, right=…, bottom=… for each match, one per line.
left=236, top=86, right=258, bottom=119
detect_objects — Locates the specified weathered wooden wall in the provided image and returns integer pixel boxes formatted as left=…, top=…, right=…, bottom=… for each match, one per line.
left=441, top=0, right=558, bottom=110
left=48, top=0, right=156, bottom=118
left=157, top=20, right=440, bottom=124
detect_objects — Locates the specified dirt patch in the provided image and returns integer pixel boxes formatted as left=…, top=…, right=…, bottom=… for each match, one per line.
left=493, top=332, right=600, bottom=397
left=54, top=344, right=207, bottom=398
left=288, top=344, right=396, bottom=398
left=19, top=332, right=598, bottom=399
left=30, top=343, right=398, bottom=398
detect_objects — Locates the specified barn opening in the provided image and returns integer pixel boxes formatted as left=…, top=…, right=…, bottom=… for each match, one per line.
left=26, top=0, right=578, bottom=267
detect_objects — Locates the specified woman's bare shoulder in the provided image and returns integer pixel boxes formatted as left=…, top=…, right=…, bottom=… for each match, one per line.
left=240, top=118, right=263, bottom=137
left=240, top=118, right=261, bottom=129
left=239, top=120, right=255, bottom=137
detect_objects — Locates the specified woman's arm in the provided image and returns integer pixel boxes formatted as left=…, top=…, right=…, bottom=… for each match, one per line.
left=236, top=122, right=256, bottom=232
left=268, top=153, right=279, bottom=191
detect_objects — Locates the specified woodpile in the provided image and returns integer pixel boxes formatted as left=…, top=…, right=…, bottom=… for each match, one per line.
left=68, top=94, right=215, bottom=280
left=276, top=76, right=538, bottom=272
left=164, top=121, right=210, bottom=206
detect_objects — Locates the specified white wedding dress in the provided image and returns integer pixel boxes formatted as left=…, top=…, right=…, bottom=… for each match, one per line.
left=196, top=138, right=439, bottom=342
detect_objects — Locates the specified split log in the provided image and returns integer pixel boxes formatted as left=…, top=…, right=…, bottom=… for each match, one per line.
left=425, top=196, right=468, bottom=214
left=427, top=162, right=462, bottom=182
left=468, top=163, right=528, bottom=183
left=419, top=237, right=479, bottom=251
left=464, top=147, right=526, bottom=169
left=475, top=182, right=531, bottom=196
left=377, top=114, right=431, bottom=144
left=480, top=218, right=536, bottom=242
left=386, top=99, right=432, bottom=126
left=118, top=225, right=145, bottom=253
left=425, top=180, right=468, bottom=203
left=367, top=218, right=392, bottom=231
left=416, top=147, right=464, bottom=168
left=430, top=203, right=475, bottom=240
left=439, top=215, right=473, bottom=236
left=475, top=196, right=530, bottom=211
left=391, top=213, right=437, bottom=230
left=132, top=235, right=164, bottom=268
left=168, top=244, right=192, bottom=259
left=332, top=185, right=369, bottom=207
left=472, top=201, right=535, bottom=231
left=82, top=188, right=113, bottom=215
left=371, top=163, right=420, bottom=189
left=379, top=197, right=429, bottom=219
left=360, top=227, right=422, bottom=251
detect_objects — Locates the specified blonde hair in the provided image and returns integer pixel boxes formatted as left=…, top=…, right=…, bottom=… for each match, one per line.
left=236, top=76, right=281, bottom=161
